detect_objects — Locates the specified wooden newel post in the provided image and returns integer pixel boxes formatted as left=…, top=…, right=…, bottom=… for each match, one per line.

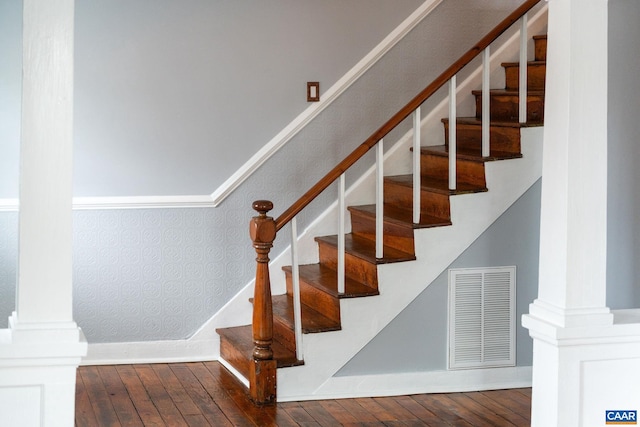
left=249, top=200, right=277, bottom=404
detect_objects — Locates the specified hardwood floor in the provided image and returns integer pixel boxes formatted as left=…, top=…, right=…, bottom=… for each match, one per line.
left=76, top=361, right=531, bottom=426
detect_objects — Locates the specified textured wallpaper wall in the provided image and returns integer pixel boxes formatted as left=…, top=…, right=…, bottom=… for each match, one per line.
left=72, top=207, right=242, bottom=342
left=0, top=0, right=533, bottom=342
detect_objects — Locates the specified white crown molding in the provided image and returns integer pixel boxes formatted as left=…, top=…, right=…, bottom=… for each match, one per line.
left=209, top=0, right=444, bottom=207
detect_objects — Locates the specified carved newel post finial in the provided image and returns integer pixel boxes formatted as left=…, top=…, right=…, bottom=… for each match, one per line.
left=249, top=200, right=277, bottom=404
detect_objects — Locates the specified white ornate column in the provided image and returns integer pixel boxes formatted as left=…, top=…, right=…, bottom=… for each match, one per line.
left=523, top=0, right=640, bottom=425
left=0, top=1, right=86, bottom=425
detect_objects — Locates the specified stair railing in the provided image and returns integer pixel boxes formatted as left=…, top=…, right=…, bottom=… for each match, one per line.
left=249, top=0, right=540, bottom=404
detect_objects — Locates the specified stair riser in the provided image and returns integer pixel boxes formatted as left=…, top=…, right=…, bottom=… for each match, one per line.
left=318, top=241, right=378, bottom=289
left=219, top=336, right=251, bottom=379
left=384, top=180, right=451, bottom=220
left=534, top=36, right=547, bottom=61
left=444, top=123, right=521, bottom=153
left=474, top=93, right=544, bottom=123
left=504, top=63, right=546, bottom=90
left=273, top=316, right=297, bottom=353
left=284, top=270, right=341, bottom=324
left=421, top=153, right=486, bottom=188
left=349, top=209, right=415, bottom=254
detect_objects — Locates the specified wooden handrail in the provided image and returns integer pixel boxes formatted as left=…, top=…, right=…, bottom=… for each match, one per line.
left=275, top=0, right=541, bottom=231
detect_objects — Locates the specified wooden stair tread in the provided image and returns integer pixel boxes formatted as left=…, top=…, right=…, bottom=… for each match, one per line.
left=216, top=325, right=303, bottom=369
left=283, top=264, right=379, bottom=298
left=442, top=117, right=540, bottom=128
left=421, top=144, right=523, bottom=161
left=272, top=294, right=341, bottom=333
left=501, top=60, right=546, bottom=67
left=532, top=34, right=547, bottom=40
left=470, top=88, right=544, bottom=96
left=386, top=174, right=488, bottom=195
left=349, top=204, right=451, bottom=229
left=315, top=234, right=416, bottom=264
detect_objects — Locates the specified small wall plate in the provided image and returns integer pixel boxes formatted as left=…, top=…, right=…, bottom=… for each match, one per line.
left=307, top=82, right=320, bottom=102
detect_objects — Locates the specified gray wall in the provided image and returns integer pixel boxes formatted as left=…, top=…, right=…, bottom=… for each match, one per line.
left=606, top=0, right=640, bottom=309
left=0, top=0, right=21, bottom=198
left=337, top=179, right=541, bottom=375
left=0, top=1, right=532, bottom=342
left=76, top=0, right=422, bottom=197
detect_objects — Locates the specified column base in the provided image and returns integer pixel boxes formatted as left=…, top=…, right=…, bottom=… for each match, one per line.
left=523, top=306, right=640, bottom=427
left=0, top=314, right=87, bottom=426
left=527, top=299, right=614, bottom=330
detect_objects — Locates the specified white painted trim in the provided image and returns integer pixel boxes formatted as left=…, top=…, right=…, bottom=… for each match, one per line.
left=81, top=337, right=217, bottom=366
left=280, top=366, right=532, bottom=402
left=0, top=195, right=216, bottom=212
left=209, top=0, right=444, bottom=207
left=71, top=195, right=216, bottom=210
left=0, top=199, right=18, bottom=212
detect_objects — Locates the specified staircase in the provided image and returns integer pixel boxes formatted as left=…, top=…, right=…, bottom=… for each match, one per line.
left=217, top=31, right=546, bottom=402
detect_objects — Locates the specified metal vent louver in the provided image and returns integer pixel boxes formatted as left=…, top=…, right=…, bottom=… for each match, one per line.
left=448, top=267, right=516, bottom=370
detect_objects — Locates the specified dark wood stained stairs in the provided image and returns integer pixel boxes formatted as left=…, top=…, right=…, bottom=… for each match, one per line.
left=217, top=34, right=547, bottom=402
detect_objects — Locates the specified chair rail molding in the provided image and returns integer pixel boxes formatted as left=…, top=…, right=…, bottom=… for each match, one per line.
left=0, top=195, right=216, bottom=211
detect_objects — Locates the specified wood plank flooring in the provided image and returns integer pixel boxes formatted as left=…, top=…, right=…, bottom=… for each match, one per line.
left=76, top=361, right=531, bottom=426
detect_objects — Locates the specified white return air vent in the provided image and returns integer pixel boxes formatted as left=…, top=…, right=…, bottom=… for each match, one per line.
left=448, top=266, right=516, bottom=370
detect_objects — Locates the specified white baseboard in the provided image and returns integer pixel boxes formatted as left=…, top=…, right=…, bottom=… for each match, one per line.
left=81, top=337, right=218, bottom=366
left=279, top=366, right=532, bottom=402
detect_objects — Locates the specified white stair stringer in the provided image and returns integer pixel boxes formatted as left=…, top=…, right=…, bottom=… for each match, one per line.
left=276, top=126, right=543, bottom=401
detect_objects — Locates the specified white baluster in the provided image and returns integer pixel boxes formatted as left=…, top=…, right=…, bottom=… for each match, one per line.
left=338, top=174, right=345, bottom=294
left=449, top=76, right=457, bottom=191
left=482, top=47, right=491, bottom=158
left=519, top=14, right=528, bottom=123
left=290, top=217, right=303, bottom=361
left=376, top=139, right=384, bottom=259
left=413, top=107, right=421, bottom=224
